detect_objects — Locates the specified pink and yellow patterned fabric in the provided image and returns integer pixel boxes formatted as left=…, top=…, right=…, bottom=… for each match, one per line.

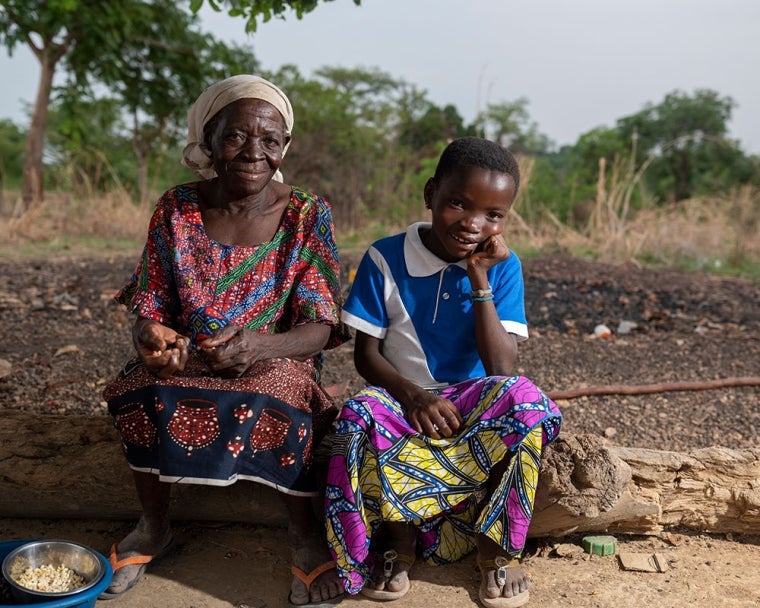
left=324, top=376, right=561, bottom=594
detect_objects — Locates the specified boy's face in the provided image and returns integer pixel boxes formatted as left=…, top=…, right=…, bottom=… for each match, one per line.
left=423, top=166, right=516, bottom=263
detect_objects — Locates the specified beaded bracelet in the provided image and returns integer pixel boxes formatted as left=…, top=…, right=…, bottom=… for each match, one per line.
left=470, top=287, right=492, bottom=298
left=471, top=295, right=494, bottom=302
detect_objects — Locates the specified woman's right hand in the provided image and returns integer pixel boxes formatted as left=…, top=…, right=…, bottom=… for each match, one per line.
left=132, top=317, right=189, bottom=379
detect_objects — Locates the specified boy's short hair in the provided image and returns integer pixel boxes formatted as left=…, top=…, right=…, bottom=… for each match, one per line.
left=432, top=137, right=520, bottom=193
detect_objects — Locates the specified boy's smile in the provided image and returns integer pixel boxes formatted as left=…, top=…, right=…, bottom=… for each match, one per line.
left=422, top=166, right=516, bottom=263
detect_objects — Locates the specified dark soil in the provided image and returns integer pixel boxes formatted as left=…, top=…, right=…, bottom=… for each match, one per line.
left=1, top=253, right=759, bottom=608
left=1, top=253, right=758, bottom=452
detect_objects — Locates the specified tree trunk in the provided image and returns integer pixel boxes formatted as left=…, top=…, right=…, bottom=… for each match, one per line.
left=19, top=54, right=55, bottom=212
left=134, top=146, right=149, bottom=207
left=131, top=113, right=150, bottom=207
left=18, top=37, right=71, bottom=214
left=1, top=412, right=758, bottom=536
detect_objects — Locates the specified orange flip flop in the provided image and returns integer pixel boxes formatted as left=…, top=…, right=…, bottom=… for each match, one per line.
left=288, top=560, right=344, bottom=607
left=98, top=537, right=175, bottom=600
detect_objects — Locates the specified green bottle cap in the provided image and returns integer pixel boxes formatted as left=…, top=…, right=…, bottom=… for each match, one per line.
left=581, top=535, right=618, bottom=556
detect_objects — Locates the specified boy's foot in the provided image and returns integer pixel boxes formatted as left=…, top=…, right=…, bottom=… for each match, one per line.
left=289, top=535, right=344, bottom=606
left=102, top=523, right=174, bottom=597
left=476, top=535, right=530, bottom=607
left=361, top=522, right=416, bottom=600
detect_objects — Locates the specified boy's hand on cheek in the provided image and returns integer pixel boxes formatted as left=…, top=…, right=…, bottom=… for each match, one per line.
left=468, top=235, right=510, bottom=273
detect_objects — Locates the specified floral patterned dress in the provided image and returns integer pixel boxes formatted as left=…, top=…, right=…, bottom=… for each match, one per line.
left=104, top=182, right=349, bottom=496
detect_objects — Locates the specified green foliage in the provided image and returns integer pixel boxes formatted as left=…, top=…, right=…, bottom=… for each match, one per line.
left=477, top=98, right=553, bottom=155
left=191, top=0, right=361, bottom=32
left=45, top=95, right=130, bottom=192
left=65, top=2, right=258, bottom=201
left=0, top=0, right=139, bottom=204
left=3, top=0, right=758, bottom=283
left=0, top=0, right=78, bottom=51
left=0, top=0, right=266, bottom=206
left=517, top=156, right=568, bottom=223
left=616, top=89, right=753, bottom=201
left=534, top=89, right=760, bottom=232
left=267, top=65, right=446, bottom=230
left=0, top=119, right=26, bottom=187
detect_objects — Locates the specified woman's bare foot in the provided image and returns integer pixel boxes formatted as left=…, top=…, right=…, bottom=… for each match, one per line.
left=289, top=529, right=343, bottom=606
left=477, top=534, right=530, bottom=604
left=105, top=517, right=173, bottom=595
left=284, top=493, right=343, bottom=606
left=365, top=522, right=416, bottom=596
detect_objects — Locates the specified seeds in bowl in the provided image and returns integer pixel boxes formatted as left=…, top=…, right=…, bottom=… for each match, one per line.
left=14, top=564, right=86, bottom=593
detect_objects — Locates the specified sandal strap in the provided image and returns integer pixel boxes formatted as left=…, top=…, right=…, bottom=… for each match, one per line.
left=108, top=543, right=155, bottom=572
left=477, top=555, right=521, bottom=588
left=291, top=560, right=337, bottom=590
left=379, top=550, right=415, bottom=578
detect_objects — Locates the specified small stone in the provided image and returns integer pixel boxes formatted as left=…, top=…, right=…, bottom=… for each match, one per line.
left=617, top=320, right=638, bottom=335
left=594, top=324, right=612, bottom=338
left=554, top=543, right=583, bottom=557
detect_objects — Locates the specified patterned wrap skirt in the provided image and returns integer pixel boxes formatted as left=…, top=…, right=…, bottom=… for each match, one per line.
left=324, top=375, right=562, bottom=594
left=104, top=354, right=337, bottom=496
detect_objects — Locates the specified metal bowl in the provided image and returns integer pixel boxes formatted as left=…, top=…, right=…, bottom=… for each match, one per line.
left=1, top=540, right=105, bottom=604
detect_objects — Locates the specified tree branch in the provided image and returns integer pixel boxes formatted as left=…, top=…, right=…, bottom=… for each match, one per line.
left=548, top=376, right=760, bottom=400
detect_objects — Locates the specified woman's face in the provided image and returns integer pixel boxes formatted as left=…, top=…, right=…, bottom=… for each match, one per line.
left=423, top=166, right=515, bottom=263
left=206, top=98, right=290, bottom=198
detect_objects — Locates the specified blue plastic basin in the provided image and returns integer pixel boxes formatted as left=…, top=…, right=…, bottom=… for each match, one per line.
left=1, top=540, right=112, bottom=607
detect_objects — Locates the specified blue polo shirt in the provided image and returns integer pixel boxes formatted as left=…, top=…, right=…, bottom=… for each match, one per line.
left=341, top=222, right=528, bottom=389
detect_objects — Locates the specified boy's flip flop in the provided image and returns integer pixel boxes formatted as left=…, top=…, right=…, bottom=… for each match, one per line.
left=477, top=555, right=530, bottom=608
left=98, top=536, right=176, bottom=600
left=360, top=549, right=414, bottom=601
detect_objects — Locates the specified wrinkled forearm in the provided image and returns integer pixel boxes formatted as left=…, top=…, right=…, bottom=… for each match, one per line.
left=252, top=322, right=331, bottom=362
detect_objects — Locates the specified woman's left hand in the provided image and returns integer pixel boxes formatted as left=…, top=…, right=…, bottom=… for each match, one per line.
left=196, top=324, right=257, bottom=378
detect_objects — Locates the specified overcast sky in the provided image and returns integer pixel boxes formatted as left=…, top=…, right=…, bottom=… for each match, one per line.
left=2, top=0, right=759, bottom=153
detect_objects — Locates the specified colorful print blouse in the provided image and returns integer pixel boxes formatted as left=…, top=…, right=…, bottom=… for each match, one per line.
left=117, top=182, right=349, bottom=349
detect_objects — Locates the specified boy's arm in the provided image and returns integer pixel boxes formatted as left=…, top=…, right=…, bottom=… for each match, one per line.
left=471, top=285, right=519, bottom=375
left=353, top=331, right=463, bottom=438
left=468, top=238, right=520, bottom=375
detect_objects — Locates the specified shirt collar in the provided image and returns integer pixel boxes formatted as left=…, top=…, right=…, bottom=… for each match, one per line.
left=404, top=222, right=469, bottom=277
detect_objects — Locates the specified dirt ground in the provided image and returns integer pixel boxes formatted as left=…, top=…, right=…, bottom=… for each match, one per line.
left=1, top=252, right=759, bottom=607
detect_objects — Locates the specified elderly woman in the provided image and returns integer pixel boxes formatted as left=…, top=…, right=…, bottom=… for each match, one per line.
left=101, top=75, right=349, bottom=607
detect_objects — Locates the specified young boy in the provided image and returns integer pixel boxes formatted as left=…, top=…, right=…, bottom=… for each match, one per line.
left=324, top=137, right=562, bottom=607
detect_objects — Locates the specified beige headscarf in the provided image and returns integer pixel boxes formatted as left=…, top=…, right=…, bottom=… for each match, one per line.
left=181, top=74, right=294, bottom=181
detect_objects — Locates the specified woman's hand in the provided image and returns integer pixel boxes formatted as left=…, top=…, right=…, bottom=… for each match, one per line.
left=197, top=322, right=330, bottom=378
left=196, top=324, right=256, bottom=378
left=405, top=391, right=464, bottom=440
left=133, top=318, right=190, bottom=379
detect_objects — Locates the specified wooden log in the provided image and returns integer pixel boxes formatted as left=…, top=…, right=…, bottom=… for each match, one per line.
left=531, top=434, right=760, bottom=536
left=1, top=412, right=758, bottom=536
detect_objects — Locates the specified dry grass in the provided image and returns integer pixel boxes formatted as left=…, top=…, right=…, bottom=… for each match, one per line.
left=1, top=183, right=758, bottom=280
left=625, top=186, right=760, bottom=268
left=510, top=149, right=760, bottom=279
left=0, top=190, right=151, bottom=260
